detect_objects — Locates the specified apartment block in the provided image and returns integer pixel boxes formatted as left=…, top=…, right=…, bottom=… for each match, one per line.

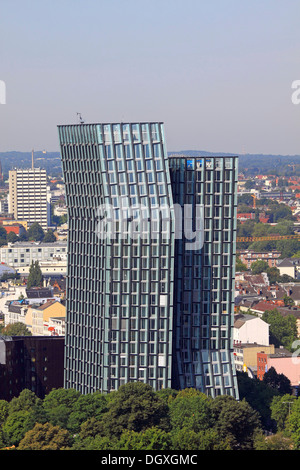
left=8, top=168, right=49, bottom=230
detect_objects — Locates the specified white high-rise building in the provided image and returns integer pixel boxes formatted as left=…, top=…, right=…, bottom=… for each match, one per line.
left=8, top=167, right=49, bottom=231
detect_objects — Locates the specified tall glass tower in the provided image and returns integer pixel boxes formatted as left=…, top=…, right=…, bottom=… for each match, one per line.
left=58, top=122, right=175, bottom=394
left=58, top=122, right=239, bottom=399
left=169, top=155, right=239, bottom=398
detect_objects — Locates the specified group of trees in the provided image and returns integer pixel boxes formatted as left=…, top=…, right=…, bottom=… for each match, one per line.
left=0, top=222, right=56, bottom=248
left=237, top=217, right=300, bottom=257
left=0, top=321, right=31, bottom=336
left=0, top=383, right=259, bottom=451
left=261, top=309, right=298, bottom=351
left=0, top=371, right=300, bottom=451
left=250, top=259, right=295, bottom=284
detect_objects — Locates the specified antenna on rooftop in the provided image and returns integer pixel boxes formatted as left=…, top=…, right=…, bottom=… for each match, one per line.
left=77, top=112, right=85, bottom=124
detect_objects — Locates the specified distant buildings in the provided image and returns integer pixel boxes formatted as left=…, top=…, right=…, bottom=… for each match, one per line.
left=8, top=167, right=49, bottom=230
left=277, top=258, right=300, bottom=280
left=238, top=250, right=281, bottom=269
left=3, top=285, right=65, bottom=332
left=234, top=313, right=269, bottom=346
left=233, top=313, right=273, bottom=374
left=237, top=213, right=255, bottom=223
left=0, top=241, right=67, bottom=276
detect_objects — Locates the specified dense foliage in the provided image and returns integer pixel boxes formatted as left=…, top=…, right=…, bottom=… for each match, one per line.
left=0, top=376, right=299, bottom=451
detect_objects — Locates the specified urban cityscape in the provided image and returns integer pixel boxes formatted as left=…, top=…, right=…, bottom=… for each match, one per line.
left=0, top=0, right=300, bottom=457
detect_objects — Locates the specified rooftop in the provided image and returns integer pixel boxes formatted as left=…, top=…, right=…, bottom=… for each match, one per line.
left=3, top=241, right=67, bottom=248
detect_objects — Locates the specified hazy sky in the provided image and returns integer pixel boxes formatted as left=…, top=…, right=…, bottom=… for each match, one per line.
left=0, top=0, right=299, bottom=155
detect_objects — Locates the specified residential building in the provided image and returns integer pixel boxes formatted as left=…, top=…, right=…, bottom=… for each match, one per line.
left=8, top=167, right=49, bottom=230
left=3, top=223, right=26, bottom=237
left=58, top=121, right=239, bottom=399
left=233, top=313, right=269, bottom=346
left=237, top=213, right=255, bottom=223
left=277, top=258, right=300, bottom=280
left=48, top=316, right=65, bottom=336
left=3, top=219, right=29, bottom=230
left=0, top=198, right=9, bottom=213
left=31, top=299, right=66, bottom=336
left=4, top=300, right=33, bottom=332
left=0, top=335, right=64, bottom=400
left=0, top=241, right=67, bottom=274
left=238, top=250, right=281, bottom=269
left=234, top=342, right=275, bottom=374
left=25, top=286, right=59, bottom=305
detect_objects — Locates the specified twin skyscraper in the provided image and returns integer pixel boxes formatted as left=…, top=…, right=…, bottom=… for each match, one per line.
left=58, top=122, right=239, bottom=399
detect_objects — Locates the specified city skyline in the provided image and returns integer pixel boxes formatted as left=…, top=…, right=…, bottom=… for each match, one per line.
left=0, top=0, right=300, bottom=156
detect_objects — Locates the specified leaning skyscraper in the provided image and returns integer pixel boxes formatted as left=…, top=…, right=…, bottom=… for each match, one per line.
left=58, top=122, right=239, bottom=399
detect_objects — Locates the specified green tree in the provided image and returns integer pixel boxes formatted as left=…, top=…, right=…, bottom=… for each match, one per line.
left=283, top=295, right=295, bottom=307
left=236, top=256, right=248, bottom=272
left=262, top=309, right=298, bottom=350
left=2, top=410, right=32, bottom=446
left=270, top=394, right=297, bottom=431
left=27, top=222, right=44, bottom=241
left=169, top=388, right=213, bottom=433
left=0, top=225, right=7, bottom=246
left=1, top=322, right=31, bottom=336
left=171, top=427, right=231, bottom=450
left=263, top=367, right=292, bottom=395
left=67, top=392, right=108, bottom=434
left=72, top=434, right=119, bottom=450
left=119, top=427, right=172, bottom=451
left=273, top=205, right=295, bottom=222
left=7, top=389, right=40, bottom=415
left=251, top=260, right=269, bottom=274
left=43, top=229, right=56, bottom=243
left=43, top=388, right=81, bottom=428
left=97, top=382, right=170, bottom=438
left=18, top=422, right=73, bottom=450
left=6, top=231, right=18, bottom=243
left=27, top=260, right=43, bottom=288
left=19, top=230, right=29, bottom=241
left=237, top=371, right=279, bottom=431
left=287, top=398, right=300, bottom=449
left=254, top=431, right=293, bottom=450
left=155, top=388, right=178, bottom=405
left=210, top=395, right=261, bottom=450
left=78, top=417, right=104, bottom=441
left=0, top=400, right=9, bottom=426
left=266, top=267, right=281, bottom=284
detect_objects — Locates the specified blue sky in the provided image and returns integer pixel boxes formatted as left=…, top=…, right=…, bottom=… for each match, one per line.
left=0, top=0, right=299, bottom=155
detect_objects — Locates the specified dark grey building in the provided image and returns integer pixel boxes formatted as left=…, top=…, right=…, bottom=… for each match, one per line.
left=0, top=335, right=64, bottom=401
left=58, top=122, right=239, bottom=399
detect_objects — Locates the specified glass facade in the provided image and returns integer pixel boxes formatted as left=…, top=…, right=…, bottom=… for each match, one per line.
left=169, top=156, right=239, bottom=398
left=58, top=122, right=239, bottom=399
left=58, top=122, right=175, bottom=393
